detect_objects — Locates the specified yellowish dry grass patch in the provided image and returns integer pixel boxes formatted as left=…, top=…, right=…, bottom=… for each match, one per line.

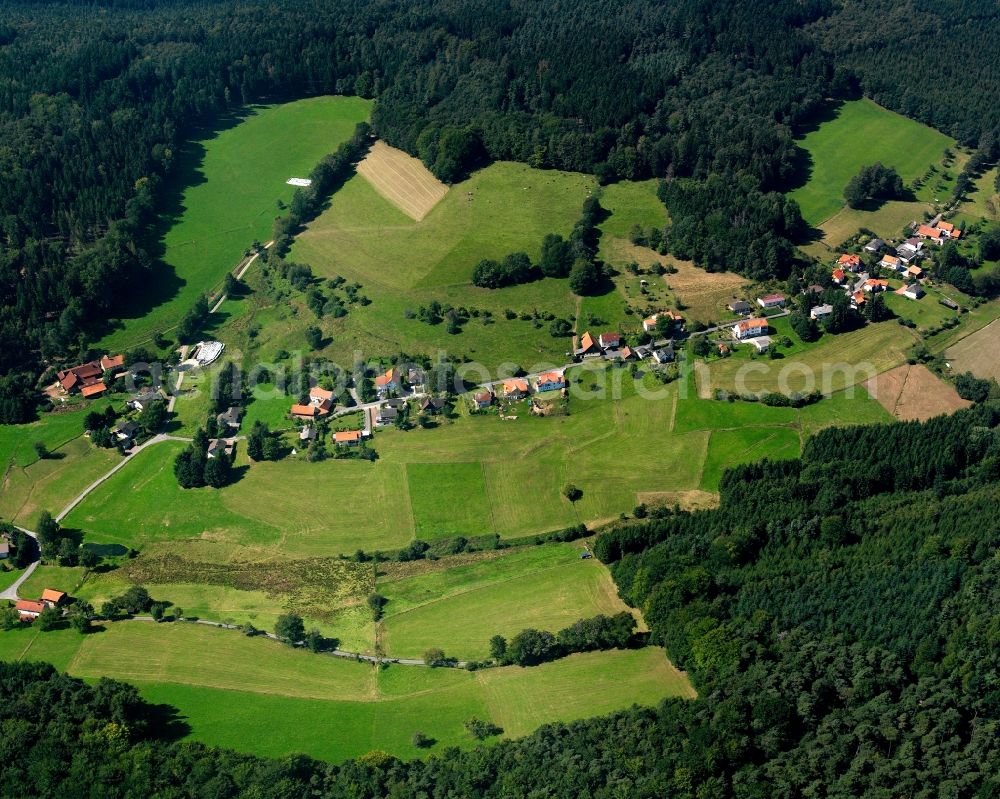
left=356, top=141, right=449, bottom=221
left=863, top=363, right=971, bottom=421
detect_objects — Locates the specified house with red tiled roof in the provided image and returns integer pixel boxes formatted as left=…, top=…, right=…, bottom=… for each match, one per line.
left=906, top=265, right=924, bottom=279
left=597, top=332, right=621, bottom=350
left=56, top=360, right=103, bottom=393
left=864, top=279, right=890, bottom=293
left=40, top=589, right=66, bottom=605
left=756, top=294, right=786, bottom=310
left=851, top=291, right=867, bottom=308
left=15, top=600, right=46, bottom=621
left=334, top=430, right=362, bottom=446
left=880, top=254, right=902, bottom=272
left=100, top=354, right=125, bottom=372
left=832, top=268, right=846, bottom=284
left=501, top=378, right=530, bottom=399
left=917, top=224, right=944, bottom=244
left=574, top=331, right=601, bottom=359
left=374, top=368, right=400, bottom=397
left=80, top=382, right=107, bottom=399
left=473, top=389, right=494, bottom=409
left=290, top=404, right=319, bottom=420
left=731, top=318, right=769, bottom=340
left=308, top=386, right=334, bottom=415
left=534, top=371, right=565, bottom=392
left=837, top=253, right=862, bottom=271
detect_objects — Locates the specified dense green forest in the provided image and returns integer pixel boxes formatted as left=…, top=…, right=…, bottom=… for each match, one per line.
left=3, top=404, right=999, bottom=797
left=3, top=0, right=1000, bottom=420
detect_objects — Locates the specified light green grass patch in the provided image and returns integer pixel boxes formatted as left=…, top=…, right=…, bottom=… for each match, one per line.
left=700, top=427, right=801, bottom=491
left=97, top=96, right=372, bottom=352
left=790, top=99, right=954, bottom=225
left=380, top=542, right=633, bottom=660
left=406, top=462, right=494, bottom=540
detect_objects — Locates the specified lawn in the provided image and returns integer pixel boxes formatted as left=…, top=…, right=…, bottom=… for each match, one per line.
left=379, top=542, right=635, bottom=660
left=0, top=397, right=114, bottom=473
left=96, top=95, right=372, bottom=353
left=699, top=427, right=801, bottom=491
left=789, top=99, right=955, bottom=226
left=1, top=621, right=694, bottom=763
left=0, top=433, right=122, bottom=528
left=406, top=462, right=495, bottom=540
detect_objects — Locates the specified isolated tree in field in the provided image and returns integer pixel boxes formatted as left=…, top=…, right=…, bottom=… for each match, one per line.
left=844, top=162, right=905, bottom=209
left=411, top=731, right=434, bottom=748
left=33, top=441, right=48, bottom=459
left=549, top=318, right=572, bottom=337
left=305, top=325, right=323, bottom=350
left=275, top=613, right=305, bottom=644
left=464, top=717, right=503, bottom=740
left=58, top=537, right=78, bottom=567
left=367, top=593, right=388, bottom=621
left=562, top=483, right=582, bottom=503
left=423, top=647, right=448, bottom=667
left=489, top=635, right=508, bottom=662
left=0, top=606, right=20, bottom=631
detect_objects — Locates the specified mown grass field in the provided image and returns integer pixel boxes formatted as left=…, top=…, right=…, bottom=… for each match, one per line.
left=97, top=96, right=372, bottom=353
left=0, top=622, right=693, bottom=763
left=789, top=99, right=955, bottom=226
left=379, top=542, right=635, bottom=660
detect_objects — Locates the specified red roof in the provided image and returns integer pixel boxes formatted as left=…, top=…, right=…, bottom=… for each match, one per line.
left=40, top=589, right=66, bottom=604
left=917, top=225, right=942, bottom=238
left=334, top=430, right=362, bottom=443
left=374, top=368, right=397, bottom=388
left=832, top=268, right=846, bottom=280
left=578, top=331, right=597, bottom=351
left=290, top=404, right=317, bottom=418
left=735, top=318, right=768, bottom=333
left=598, top=332, right=621, bottom=347
left=536, top=371, right=564, bottom=386
left=80, top=382, right=107, bottom=398
left=838, top=254, right=861, bottom=267
left=16, top=600, right=45, bottom=614
left=503, top=379, right=529, bottom=395
left=100, top=354, right=125, bottom=371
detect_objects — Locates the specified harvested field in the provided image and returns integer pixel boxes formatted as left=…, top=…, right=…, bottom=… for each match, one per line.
left=864, top=363, right=971, bottom=421
left=944, top=317, right=1000, bottom=381
left=356, top=141, right=448, bottom=221
left=635, top=490, right=720, bottom=511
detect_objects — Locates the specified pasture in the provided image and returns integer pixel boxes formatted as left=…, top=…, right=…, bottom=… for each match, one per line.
left=0, top=621, right=693, bottom=763
left=96, top=95, right=372, bottom=353
left=944, top=317, right=1000, bottom=380
left=379, top=542, right=635, bottom=660
left=356, top=141, right=449, bottom=221
left=789, top=98, right=954, bottom=226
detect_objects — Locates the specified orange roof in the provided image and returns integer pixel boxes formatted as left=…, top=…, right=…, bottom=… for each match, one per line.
left=59, top=372, right=79, bottom=391
left=579, top=331, right=596, bottom=350
left=735, top=318, right=768, bottom=332
left=865, top=279, right=889, bottom=287
left=621, top=346, right=633, bottom=359
left=334, top=430, right=362, bottom=443
left=937, top=221, right=955, bottom=233
left=838, top=253, right=861, bottom=266
left=310, top=386, right=335, bottom=401
left=832, top=268, right=845, bottom=280
left=536, top=371, right=564, bottom=385
left=503, top=379, right=529, bottom=394
left=374, top=368, right=397, bottom=387
left=290, top=404, right=317, bottom=418
left=907, top=265, right=923, bottom=275
left=664, top=310, right=684, bottom=321
left=16, top=600, right=45, bottom=614
left=881, top=255, right=900, bottom=265
left=853, top=291, right=866, bottom=303
left=100, top=354, right=125, bottom=371
left=80, top=382, right=107, bottom=398
left=917, top=225, right=941, bottom=238
left=950, top=229, right=962, bottom=239
left=40, top=589, right=65, bottom=604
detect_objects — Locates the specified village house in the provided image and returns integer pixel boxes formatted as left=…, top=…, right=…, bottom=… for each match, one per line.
left=837, top=253, right=863, bottom=272
left=127, top=389, right=162, bottom=411
left=100, top=354, right=126, bottom=372
left=810, top=304, right=833, bottom=320
left=880, top=254, right=902, bottom=272
left=917, top=224, right=944, bottom=244
left=897, top=239, right=923, bottom=264
left=420, top=396, right=447, bottom=415
left=750, top=337, right=771, bottom=354
left=41, top=589, right=66, bottom=606
left=334, top=430, right=363, bottom=446
left=290, top=404, right=319, bottom=420
left=206, top=438, right=234, bottom=459
left=15, top=600, right=46, bottom=621
left=501, top=378, right=530, bottom=400
left=407, top=368, right=426, bottom=390
left=81, top=382, right=108, bottom=399
left=597, top=332, right=621, bottom=351
left=903, top=284, right=925, bottom=300
left=56, top=355, right=122, bottom=395
left=375, top=405, right=398, bottom=425
left=935, top=220, right=962, bottom=240
left=308, top=386, right=335, bottom=416
left=756, top=294, right=786, bottom=310
left=906, top=264, right=924, bottom=280
left=652, top=341, right=675, bottom=364
left=851, top=291, right=867, bottom=309
left=114, top=420, right=140, bottom=446
left=732, top=318, right=769, bottom=340
left=864, top=238, right=885, bottom=254
left=832, top=268, right=847, bottom=285
left=574, top=331, right=602, bottom=359
left=804, top=284, right=825, bottom=296
left=864, top=278, right=890, bottom=293
left=473, top=389, right=494, bottom=409
left=374, top=367, right=400, bottom=397
left=534, top=371, right=565, bottom=392
left=217, top=406, right=243, bottom=430
left=728, top=300, right=753, bottom=315
left=0, top=540, right=9, bottom=560
left=618, top=345, right=637, bottom=361
left=642, top=311, right=683, bottom=334
left=299, top=426, right=317, bottom=442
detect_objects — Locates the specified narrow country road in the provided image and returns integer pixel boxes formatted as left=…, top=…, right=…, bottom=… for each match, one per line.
left=0, top=528, right=39, bottom=602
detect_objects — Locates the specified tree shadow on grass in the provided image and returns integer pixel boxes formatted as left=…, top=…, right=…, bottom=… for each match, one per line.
left=144, top=701, right=193, bottom=743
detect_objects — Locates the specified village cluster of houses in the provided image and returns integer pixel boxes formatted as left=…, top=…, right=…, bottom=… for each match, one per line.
left=472, top=370, right=568, bottom=409
left=725, top=293, right=790, bottom=353
left=833, top=238, right=929, bottom=309
left=14, top=588, right=66, bottom=622
left=54, top=353, right=126, bottom=399
left=574, top=325, right=677, bottom=366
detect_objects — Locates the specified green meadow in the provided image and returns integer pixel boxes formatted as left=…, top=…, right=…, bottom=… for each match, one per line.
left=97, top=95, right=372, bottom=353
left=0, top=622, right=692, bottom=763
left=790, top=99, right=954, bottom=225
left=379, top=542, right=635, bottom=661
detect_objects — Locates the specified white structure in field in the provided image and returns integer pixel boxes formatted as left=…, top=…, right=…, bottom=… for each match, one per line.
left=287, top=178, right=312, bottom=187
left=192, top=340, right=225, bottom=367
